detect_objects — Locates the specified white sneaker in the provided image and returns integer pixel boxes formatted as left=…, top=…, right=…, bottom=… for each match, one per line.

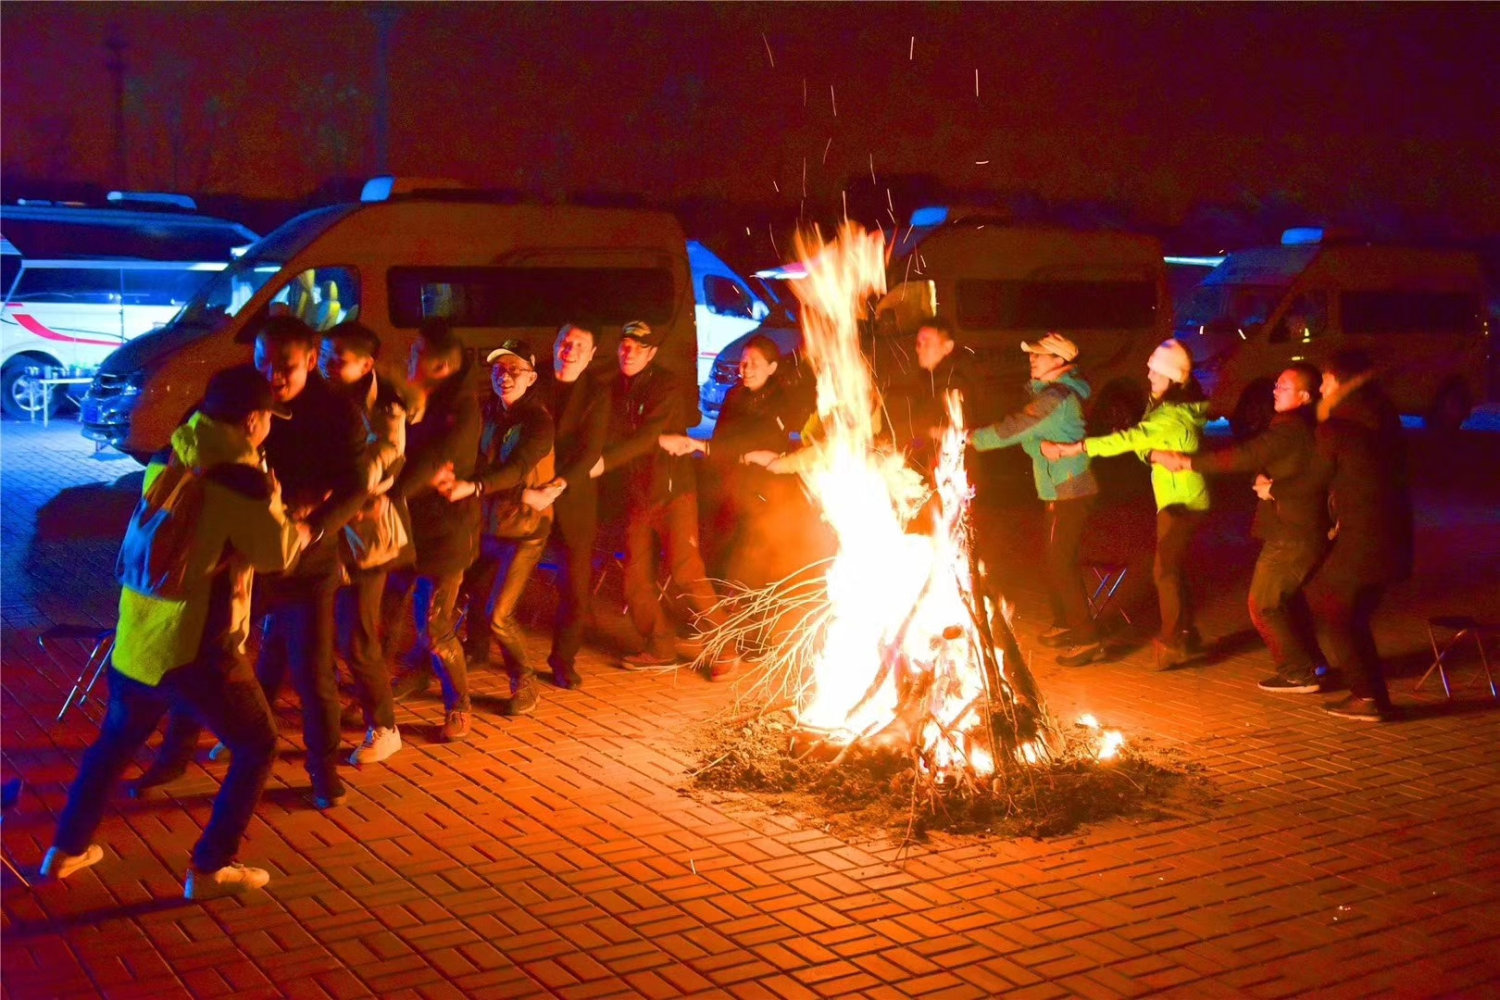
left=349, top=725, right=401, bottom=765
left=40, top=844, right=103, bottom=880
left=184, top=861, right=270, bottom=900
left=207, top=742, right=231, bottom=762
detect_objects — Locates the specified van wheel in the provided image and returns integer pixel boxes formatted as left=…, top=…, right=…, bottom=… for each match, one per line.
left=1087, top=379, right=1147, bottom=435
left=1230, top=381, right=1276, bottom=440
left=1427, top=383, right=1470, bottom=435
left=1, top=361, right=61, bottom=419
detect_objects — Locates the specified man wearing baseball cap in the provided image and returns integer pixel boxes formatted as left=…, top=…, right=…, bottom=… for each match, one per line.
left=969, top=333, right=1103, bottom=665
left=43, top=365, right=311, bottom=899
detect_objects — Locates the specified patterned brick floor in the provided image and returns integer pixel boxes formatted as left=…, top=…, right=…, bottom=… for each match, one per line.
left=4, top=417, right=1499, bottom=998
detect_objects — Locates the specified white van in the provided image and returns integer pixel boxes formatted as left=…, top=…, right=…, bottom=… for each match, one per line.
left=686, top=240, right=771, bottom=385
left=1175, top=229, right=1491, bottom=434
left=1, top=197, right=258, bottom=417
left=81, top=178, right=697, bottom=460
left=871, top=207, right=1173, bottom=429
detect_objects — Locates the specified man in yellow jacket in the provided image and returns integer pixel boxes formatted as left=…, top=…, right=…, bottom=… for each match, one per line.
left=41, top=366, right=309, bottom=900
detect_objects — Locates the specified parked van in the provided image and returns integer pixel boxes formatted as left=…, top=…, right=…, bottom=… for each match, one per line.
left=870, top=207, right=1172, bottom=429
left=1175, top=229, right=1491, bottom=434
left=687, top=240, right=771, bottom=385
left=1, top=195, right=258, bottom=417
left=699, top=263, right=803, bottom=417
left=81, top=178, right=697, bottom=459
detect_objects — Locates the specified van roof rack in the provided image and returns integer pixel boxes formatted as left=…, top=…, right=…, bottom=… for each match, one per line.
left=107, top=191, right=199, bottom=211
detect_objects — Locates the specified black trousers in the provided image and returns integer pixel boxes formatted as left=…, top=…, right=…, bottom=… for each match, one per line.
left=257, top=578, right=343, bottom=787
left=392, top=570, right=468, bottom=711
left=1247, top=538, right=1323, bottom=676
left=464, top=530, right=548, bottom=676
left=54, top=658, right=276, bottom=872
left=334, top=568, right=396, bottom=729
left=1154, top=506, right=1207, bottom=642
left=1307, top=574, right=1390, bottom=707
left=623, top=492, right=722, bottom=658
left=549, top=492, right=598, bottom=673
left=1044, top=496, right=1097, bottom=642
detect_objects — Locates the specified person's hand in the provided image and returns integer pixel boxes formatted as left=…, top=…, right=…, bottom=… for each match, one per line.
left=1152, top=450, right=1189, bottom=472
left=1253, top=474, right=1274, bottom=501
left=521, top=487, right=556, bottom=511
left=430, top=461, right=456, bottom=491
left=742, top=450, right=778, bottom=468
left=658, top=433, right=701, bottom=456
left=443, top=479, right=478, bottom=502
left=1040, top=440, right=1081, bottom=461
left=267, top=469, right=283, bottom=507
left=588, top=457, right=605, bottom=479
left=293, top=522, right=314, bottom=550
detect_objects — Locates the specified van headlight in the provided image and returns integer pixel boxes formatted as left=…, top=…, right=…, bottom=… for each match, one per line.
left=122, top=370, right=146, bottom=396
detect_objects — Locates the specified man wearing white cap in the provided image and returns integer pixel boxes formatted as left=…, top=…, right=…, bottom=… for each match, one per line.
left=969, top=334, right=1102, bottom=665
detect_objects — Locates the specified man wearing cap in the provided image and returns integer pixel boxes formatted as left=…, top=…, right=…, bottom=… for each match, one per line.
left=42, top=365, right=310, bottom=899
left=969, top=334, right=1103, bottom=665
left=440, top=338, right=555, bottom=717
left=592, top=321, right=729, bottom=673
left=390, top=318, right=485, bottom=740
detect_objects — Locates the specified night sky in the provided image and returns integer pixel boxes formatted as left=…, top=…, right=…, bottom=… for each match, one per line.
left=3, top=2, right=1498, bottom=242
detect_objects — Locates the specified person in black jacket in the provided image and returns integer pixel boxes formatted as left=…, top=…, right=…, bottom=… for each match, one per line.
left=1154, top=363, right=1328, bottom=693
left=1304, top=351, right=1414, bottom=721
left=252, top=317, right=370, bottom=808
left=529, top=324, right=611, bottom=689
left=593, top=321, right=731, bottom=675
left=885, top=315, right=974, bottom=471
left=389, top=318, right=484, bottom=742
left=444, top=338, right=554, bottom=718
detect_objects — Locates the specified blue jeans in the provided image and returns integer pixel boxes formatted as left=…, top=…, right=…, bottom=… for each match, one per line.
left=54, top=657, right=276, bottom=872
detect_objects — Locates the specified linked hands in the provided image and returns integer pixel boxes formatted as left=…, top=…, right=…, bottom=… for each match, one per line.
left=1151, top=450, right=1191, bottom=472
left=1040, top=440, right=1084, bottom=461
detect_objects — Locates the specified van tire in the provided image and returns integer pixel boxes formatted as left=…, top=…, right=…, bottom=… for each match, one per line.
left=1088, top=379, right=1147, bottom=435
left=1230, top=381, right=1276, bottom=440
left=1, top=359, right=63, bottom=419
left=1427, top=382, right=1470, bottom=436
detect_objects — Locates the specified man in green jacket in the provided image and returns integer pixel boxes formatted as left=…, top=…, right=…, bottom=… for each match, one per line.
left=1044, top=339, right=1210, bottom=667
left=42, top=366, right=310, bottom=899
left=969, top=334, right=1102, bottom=666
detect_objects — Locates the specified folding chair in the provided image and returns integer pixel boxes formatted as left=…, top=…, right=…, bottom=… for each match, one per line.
left=1085, top=562, right=1132, bottom=627
left=38, top=625, right=116, bottom=724
left=1417, top=616, right=1498, bottom=700
left=1, top=778, right=26, bottom=887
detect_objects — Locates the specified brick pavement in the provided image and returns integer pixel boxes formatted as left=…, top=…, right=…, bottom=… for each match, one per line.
left=3, top=418, right=1500, bottom=998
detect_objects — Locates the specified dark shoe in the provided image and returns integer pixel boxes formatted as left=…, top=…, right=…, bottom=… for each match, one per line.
left=1153, top=638, right=1189, bottom=671
left=126, top=760, right=188, bottom=798
left=1037, top=626, right=1073, bottom=649
left=1057, top=641, right=1105, bottom=667
left=621, top=651, right=681, bottom=671
left=503, top=676, right=539, bottom=717
left=339, top=701, right=367, bottom=730
left=441, top=710, right=472, bottom=742
left=307, top=775, right=347, bottom=810
left=390, top=669, right=433, bottom=702
left=1324, top=695, right=1389, bottom=721
left=709, top=653, right=740, bottom=681
left=549, top=660, right=582, bottom=690
left=1257, top=673, right=1321, bottom=694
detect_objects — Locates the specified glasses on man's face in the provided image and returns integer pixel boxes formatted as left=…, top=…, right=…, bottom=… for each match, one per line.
left=494, top=364, right=532, bottom=380
left=1273, top=382, right=1298, bottom=394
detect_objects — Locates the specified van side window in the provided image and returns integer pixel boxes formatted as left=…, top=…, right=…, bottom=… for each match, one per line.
left=956, top=279, right=1156, bottom=330
left=267, top=267, right=359, bottom=331
left=1271, top=291, right=1327, bottom=343
left=1341, top=290, right=1479, bottom=336
left=387, top=266, right=676, bottom=328
left=703, top=275, right=757, bottom=319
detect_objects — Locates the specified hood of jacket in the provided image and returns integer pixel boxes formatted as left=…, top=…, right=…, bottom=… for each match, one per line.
left=1037, top=369, right=1093, bottom=402
left=170, top=412, right=259, bottom=474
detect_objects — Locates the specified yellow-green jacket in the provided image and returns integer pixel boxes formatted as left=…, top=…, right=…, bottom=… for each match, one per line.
left=113, top=413, right=304, bottom=686
left=1085, top=399, right=1211, bottom=511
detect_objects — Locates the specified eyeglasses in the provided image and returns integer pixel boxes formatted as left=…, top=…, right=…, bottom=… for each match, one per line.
left=494, top=364, right=533, bottom=378
left=1272, top=381, right=1299, bottom=393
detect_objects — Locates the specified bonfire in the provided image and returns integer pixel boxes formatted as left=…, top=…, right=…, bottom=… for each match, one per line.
left=698, top=223, right=1125, bottom=790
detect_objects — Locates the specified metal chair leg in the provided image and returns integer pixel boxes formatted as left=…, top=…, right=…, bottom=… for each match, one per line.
left=1477, top=633, right=1498, bottom=700
left=56, top=636, right=114, bottom=723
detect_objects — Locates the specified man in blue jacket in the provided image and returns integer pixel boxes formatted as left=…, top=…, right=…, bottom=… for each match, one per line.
left=969, top=334, right=1102, bottom=665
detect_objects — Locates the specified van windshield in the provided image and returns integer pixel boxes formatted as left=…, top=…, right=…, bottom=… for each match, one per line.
left=173, top=257, right=284, bottom=332
left=1177, top=283, right=1285, bottom=333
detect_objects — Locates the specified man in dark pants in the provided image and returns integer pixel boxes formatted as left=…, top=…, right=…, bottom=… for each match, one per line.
left=1155, top=363, right=1328, bottom=692
left=969, top=334, right=1101, bottom=666
left=530, top=323, right=611, bottom=689
left=1304, top=351, right=1413, bottom=721
left=593, top=321, right=729, bottom=674
left=42, top=367, right=308, bottom=898
left=254, top=317, right=371, bottom=807
left=319, top=321, right=409, bottom=764
left=390, top=318, right=484, bottom=741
